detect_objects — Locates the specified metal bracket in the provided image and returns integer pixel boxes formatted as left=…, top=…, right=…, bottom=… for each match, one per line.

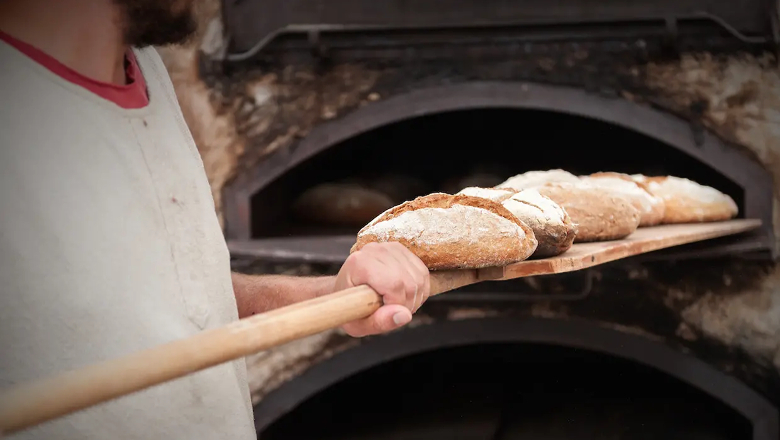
left=693, top=11, right=769, bottom=44
left=307, top=29, right=329, bottom=59
left=663, top=16, right=680, bottom=56
left=226, top=24, right=386, bottom=62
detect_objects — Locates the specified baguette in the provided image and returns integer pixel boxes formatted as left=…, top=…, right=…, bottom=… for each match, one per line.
left=501, top=189, right=578, bottom=258
left=536, top=182, right=641, bottom=242
left=351, top=193, right=538, bottom=269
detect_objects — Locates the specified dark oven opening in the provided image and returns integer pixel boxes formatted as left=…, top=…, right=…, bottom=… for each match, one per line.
left=257, top=343, right=752, bottom=440
left=230, top=107, right=773, bottom=265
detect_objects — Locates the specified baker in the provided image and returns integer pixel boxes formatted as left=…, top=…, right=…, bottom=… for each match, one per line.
left=0, top=1, right=431, bottom=439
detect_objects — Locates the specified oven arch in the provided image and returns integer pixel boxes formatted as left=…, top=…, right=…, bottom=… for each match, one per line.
left=222, top=81, right=775, bottom=255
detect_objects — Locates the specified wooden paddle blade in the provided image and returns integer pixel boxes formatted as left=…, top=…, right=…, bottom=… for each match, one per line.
left=498, top=219, right=761, bottom=280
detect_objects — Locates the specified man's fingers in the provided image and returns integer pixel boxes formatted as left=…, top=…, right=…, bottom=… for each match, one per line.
left=343, top=244, right=390, bottom=287
left=342, top=304, right=412, bottom=338
left=383, top=242, right=429, bottom=312
left=417, top=270, right=431, bottom=312
left=336, top=242, right=431, bottom=337
left=403, top=247, right=430, bottom=312
left=351, top=244, right=417, bottom=310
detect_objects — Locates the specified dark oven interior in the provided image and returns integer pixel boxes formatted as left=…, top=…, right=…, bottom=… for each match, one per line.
left=233, top=107, right=774, bottom=265
left=252, top=108, right=742, bottom=236
left=257, top=343, right=752, bottom=440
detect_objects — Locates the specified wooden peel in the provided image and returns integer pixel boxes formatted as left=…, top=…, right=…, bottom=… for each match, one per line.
left=481, top=219, right=762, bottom=280
left=0, top=219, right=761, bottom=435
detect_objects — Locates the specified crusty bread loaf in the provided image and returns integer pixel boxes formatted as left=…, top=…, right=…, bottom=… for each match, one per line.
left=351, top=193, right=538, bottom=270
left=501, top=189, right=577, bottom=258
left=498, top=169, right=580, bottom=191
left=584, top=172, right=665, bottom=227
left=634, top=175, right=738, bottom=223
left=457, top=186, right=517, bottom=202
left=536, top=182, right=641, bottom=242
left=292, top=183, right=395, bottom=226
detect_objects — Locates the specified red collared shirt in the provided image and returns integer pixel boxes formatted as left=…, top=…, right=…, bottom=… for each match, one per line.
left=0, top=29, right=149, bottom=109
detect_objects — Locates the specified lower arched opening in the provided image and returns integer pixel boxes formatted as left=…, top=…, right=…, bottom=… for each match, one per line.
left=253, top=319, right=778, bottom=440
left=261, top=343, right=750, bottom=439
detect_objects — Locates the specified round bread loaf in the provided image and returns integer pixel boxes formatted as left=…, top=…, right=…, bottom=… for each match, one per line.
left=536, top=182, right=641, bottom=242
left=292, top=183, right=395, bottom=226
left=498, top=169, right=580, bottom=191
left=351, top=193, right=538, bottom=270
left=501, top=189, right=578, bottom=258
left=634, top=175, right=738, bottom=223
left=457, top=186, right=517, bottom=202
left=584, top=172, right=666, bottom=227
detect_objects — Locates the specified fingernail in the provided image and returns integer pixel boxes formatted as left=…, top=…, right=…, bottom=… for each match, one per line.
left=393, top=312, right=411, bottom=326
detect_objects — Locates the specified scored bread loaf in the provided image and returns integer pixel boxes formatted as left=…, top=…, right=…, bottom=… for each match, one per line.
left=501, top=189, right=578, bottom=258
left=536, top=181, right=641, bottom=242
left=351, top=193, right=538, bottom=270
left=497, top=169, right=580, bottom=191
left=583, top=172, right=665, bottom=227
left=632, top=175, right=738, bottom=223
left=457, top=186, right=517, bottom=202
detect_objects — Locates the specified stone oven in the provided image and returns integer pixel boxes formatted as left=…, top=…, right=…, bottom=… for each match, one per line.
left=160, top=0, right=780, bottom=438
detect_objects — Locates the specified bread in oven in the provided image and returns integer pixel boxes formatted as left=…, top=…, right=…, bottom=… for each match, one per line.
left=536, top=181, right=641, bottom=242
left=292, top=183, right=395, bottom=226
left=497, top=169, right=580, bottom=191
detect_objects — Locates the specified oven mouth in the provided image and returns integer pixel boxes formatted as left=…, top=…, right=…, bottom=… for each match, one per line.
left=224, top=83, right=776, bottom=266
left=252, top=318, right=778, bottom=439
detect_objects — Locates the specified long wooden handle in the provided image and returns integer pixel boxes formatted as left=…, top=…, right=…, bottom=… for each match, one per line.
left=0, top=269, right=485, bottom=435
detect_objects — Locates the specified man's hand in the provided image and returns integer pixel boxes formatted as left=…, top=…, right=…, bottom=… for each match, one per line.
left=334, top=242, right=430, bottom=337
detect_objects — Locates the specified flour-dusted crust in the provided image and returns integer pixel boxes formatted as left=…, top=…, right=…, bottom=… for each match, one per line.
left=537, top=182, right=641, bottom=242
left=457, top=186, right=517, bottom=202
left=497, top=169, right=580, bottom=191
left=351, top=193, right=538, bottom=270
left=635, top=175, right=738, bottom=223
left=585, top=172, right=666, bottom=227
left=501, top=189, right=577, bottom=258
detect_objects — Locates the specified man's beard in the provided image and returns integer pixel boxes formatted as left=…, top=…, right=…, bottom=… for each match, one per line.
left=114, top=0, right=198, bottom=47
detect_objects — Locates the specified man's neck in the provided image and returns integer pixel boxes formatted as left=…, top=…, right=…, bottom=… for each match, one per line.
left=0, top=0, right=129, bottom=85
